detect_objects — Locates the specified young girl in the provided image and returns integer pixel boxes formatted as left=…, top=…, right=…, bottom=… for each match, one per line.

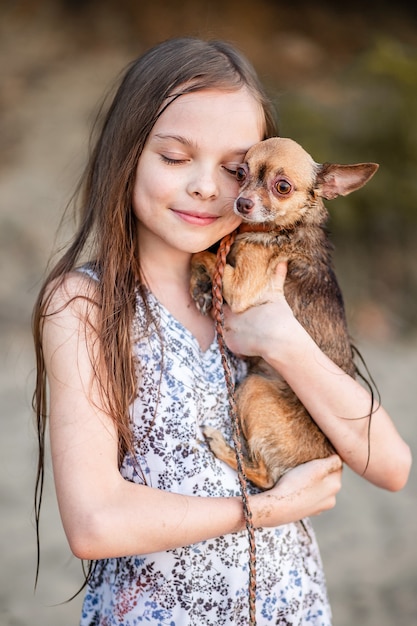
left=33, top=37, right=411, bottom=625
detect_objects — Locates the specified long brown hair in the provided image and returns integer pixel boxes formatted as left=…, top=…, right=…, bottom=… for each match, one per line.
left=32, top=36, right=278, bottom=581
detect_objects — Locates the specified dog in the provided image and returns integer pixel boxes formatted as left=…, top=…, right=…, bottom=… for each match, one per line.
left=190, top=137, right=378, bottom=489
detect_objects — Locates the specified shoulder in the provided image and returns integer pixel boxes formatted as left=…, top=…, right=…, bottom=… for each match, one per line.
left=42, top=269, right=100, bottom=319
left=40, top=270, right=102, bottom=365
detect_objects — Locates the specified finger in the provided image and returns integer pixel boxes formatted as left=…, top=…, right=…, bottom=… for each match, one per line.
left=270, top=260, right=288, bottom=293
left=310, top=454, right=343, bottom=478
left=324, top=454, right=343, bottom=474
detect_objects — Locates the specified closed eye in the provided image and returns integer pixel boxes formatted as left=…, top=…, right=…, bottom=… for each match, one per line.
left=160, top=154, right=188, bottom=165
left=222, top=164, right=240, bottom=177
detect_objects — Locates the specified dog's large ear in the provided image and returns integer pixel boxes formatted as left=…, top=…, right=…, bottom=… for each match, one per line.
left=316, top=162, right=379, bottom=200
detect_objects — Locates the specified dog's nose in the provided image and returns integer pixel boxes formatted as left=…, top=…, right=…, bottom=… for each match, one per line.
left=236, top=197, right=254, bottom=215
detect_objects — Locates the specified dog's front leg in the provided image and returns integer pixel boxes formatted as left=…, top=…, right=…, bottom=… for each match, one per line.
left=221, top=244, right=276, bottom=313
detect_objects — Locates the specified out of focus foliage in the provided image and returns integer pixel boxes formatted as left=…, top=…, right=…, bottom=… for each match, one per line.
left=277, top=37, right=417, bottom=332
left=2, top=0, right=417, bottom=333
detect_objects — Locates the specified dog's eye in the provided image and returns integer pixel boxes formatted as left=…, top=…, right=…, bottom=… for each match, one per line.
left=236, top=167, right=247, bottom=182
left=275, top=179, right=292, bottom=195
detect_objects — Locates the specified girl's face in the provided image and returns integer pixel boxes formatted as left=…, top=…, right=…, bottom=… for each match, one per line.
left=132, top=88, right=265, bottom=261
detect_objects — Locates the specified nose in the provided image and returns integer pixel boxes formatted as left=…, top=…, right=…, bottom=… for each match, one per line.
left=235, top=197, right=254, bottom=215
left=187, top=166, right=219, bottom=200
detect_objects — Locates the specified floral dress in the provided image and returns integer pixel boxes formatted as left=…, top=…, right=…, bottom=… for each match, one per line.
left=80, top=287, right=332, bottom=626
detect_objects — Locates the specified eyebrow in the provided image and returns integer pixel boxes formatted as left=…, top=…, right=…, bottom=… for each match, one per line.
left=153, top=133, right=196, bottom=147
left=152, top=133, right=250, bottom=158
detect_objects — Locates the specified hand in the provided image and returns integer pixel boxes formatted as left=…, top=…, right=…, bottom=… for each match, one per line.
left=222, top=261, right=297, bottom=357
left=251, top=455, right=343, bottom=528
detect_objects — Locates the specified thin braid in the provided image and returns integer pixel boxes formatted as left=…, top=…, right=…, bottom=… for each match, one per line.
left=212, top=230, right=257, bottom=626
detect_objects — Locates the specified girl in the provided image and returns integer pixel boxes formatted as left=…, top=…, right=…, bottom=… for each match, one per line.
left=33, top=37, right=411, bottom=625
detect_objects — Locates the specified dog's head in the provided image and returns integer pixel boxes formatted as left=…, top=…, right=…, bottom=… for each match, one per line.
left=234, top=137, right=379, bottom=228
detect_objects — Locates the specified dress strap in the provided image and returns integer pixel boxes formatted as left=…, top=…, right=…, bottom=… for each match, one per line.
left=76, top=262, right=100, bottom=282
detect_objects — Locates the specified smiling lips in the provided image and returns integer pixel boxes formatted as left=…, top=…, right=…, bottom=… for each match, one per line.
left=172, top=208, right=219, bottom=226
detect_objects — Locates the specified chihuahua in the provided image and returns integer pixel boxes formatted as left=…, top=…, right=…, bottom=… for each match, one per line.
left=190, top=137, right=378, bottom=489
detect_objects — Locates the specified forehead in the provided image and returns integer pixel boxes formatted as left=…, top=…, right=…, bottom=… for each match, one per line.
left=246, top=138, right=316, bottom=187
left=151, top=88, right=265, bottom=146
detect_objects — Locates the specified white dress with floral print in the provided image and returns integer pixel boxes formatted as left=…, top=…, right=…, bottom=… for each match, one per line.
left=80, top=287, right=332, bottom=626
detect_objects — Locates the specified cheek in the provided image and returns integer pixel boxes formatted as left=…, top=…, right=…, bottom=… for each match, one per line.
left=132, top=164, right=168, bottom=214
left=219, top=183, right=240, bottom=217
left=226, top=177, right=241, bottom=199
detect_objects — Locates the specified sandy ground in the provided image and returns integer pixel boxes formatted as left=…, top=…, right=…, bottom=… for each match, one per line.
left=2, top=332, right=417, bottom=626
left=0, top=14, right=416, bottom=626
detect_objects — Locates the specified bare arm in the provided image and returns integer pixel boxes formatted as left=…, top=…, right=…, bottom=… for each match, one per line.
left=42, top=272, right=342, bottom=561
left=223, top=262, right=412, bottom=492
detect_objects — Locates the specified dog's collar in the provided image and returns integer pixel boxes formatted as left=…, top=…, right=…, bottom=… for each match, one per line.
left=238, top=222, right=277, bottom=234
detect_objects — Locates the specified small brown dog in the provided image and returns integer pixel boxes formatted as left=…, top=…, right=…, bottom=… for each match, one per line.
left=190, top=137, right=378, bottom=489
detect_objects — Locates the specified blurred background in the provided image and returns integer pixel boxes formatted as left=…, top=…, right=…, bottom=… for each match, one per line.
left=0, top=0, right=416, bottom=624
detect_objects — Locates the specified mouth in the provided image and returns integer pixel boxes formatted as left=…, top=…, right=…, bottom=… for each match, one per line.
left=172, top=208, right=219, bottom=226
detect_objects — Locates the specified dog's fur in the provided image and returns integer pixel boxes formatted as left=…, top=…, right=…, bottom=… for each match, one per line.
left=190, top=137, right=378, bottom=489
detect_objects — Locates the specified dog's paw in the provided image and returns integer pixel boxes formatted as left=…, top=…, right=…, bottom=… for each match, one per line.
left=190, top=266, right=213, bottom=315
left=193, top=289, right=213, bottom=316
left=202, top=425, right=229, bottom=456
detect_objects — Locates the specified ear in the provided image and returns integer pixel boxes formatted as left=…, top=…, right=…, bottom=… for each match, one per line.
left=316, top=162, right=379, bottom=200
